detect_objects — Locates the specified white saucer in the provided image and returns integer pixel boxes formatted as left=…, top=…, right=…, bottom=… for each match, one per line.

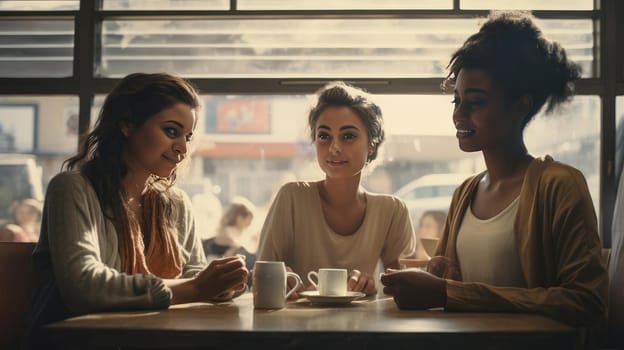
left=299, top=291, right=365, bottom=305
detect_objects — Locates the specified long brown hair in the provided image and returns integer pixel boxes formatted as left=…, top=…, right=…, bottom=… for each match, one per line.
left=64, top=73, right=201, bottom=276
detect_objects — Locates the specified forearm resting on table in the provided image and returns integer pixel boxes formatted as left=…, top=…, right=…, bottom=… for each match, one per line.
left=165, top=278, right=198, bottom=304
left=165, top=278, right=243, bottom=304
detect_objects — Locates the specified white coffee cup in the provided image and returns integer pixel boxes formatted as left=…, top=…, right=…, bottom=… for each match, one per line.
left=253, top=261, right=302, bottom=309
left=307, top=268, right=348, bottom=296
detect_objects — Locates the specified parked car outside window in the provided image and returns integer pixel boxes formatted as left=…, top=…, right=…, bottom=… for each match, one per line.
left=393, top=173, right=471, bottom=229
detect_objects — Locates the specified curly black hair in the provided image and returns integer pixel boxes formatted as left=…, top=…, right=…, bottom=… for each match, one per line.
left=442, top=11, right=581, bottom=127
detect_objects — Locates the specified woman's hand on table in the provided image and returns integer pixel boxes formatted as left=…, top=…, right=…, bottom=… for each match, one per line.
left=380, top=268, right=447, bottom=310
left=426, top=256, right=461, bottom=280
left=348, top=269, right=376, bottom=295
left=195, top=255, right=249, bottom=301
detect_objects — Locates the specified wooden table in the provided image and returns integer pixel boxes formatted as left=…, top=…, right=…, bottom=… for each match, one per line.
left=43, top=293, right=578, bottom=350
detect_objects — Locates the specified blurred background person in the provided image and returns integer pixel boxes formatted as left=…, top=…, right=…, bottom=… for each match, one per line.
left=412, top=210, right=446, bottom=260
left=203, top=196, right=257, bottom=270
left=0, top=198, right=42, bottom=242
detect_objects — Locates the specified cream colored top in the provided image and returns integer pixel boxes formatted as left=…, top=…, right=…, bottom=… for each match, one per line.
left=438, top=156, right=607, bottom=329
left=456, top=196, right=526, bottom=287
left=257, top=181, right=415, bottom=286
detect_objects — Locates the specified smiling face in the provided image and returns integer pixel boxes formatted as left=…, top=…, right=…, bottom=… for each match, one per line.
left=123, top=102, right=197, bottom=180
left=452, top=68, right=522, bottom=153
left=315, top=106, right=371, bottom=180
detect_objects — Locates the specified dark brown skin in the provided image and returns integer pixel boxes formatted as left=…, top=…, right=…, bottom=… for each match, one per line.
left=381, top=256, right=460, bottom=309
left=381, top=67, right=534, bottom=310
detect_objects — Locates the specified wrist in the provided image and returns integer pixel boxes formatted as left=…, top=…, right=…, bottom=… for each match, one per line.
left=170, top=278, right=200, bottom=304
left=436, top=277, right=448, bottom=309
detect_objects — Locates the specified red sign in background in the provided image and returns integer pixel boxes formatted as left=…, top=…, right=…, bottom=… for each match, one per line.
left=215, top=99, right=270, bottom=133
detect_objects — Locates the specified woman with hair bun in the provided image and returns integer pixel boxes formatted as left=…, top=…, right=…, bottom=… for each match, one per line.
left=382, top=11, right=607, bottom=335
left=257, top=81, right=415, bottom=298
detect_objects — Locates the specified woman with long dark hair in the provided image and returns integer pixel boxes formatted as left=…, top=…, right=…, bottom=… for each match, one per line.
left=25, top=73, right=248, bottom=340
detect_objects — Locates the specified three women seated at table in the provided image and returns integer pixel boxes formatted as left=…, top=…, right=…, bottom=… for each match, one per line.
left=26, top=10, right=606, bottom=347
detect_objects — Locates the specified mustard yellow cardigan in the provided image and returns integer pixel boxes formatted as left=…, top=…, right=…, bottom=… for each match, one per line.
left=435, top=156, right=608, bottom=328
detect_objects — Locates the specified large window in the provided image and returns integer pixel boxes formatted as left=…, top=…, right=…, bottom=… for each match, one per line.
left=0, top=1, right=79, bottom=11
left=461, top=0, right=593, bottom=10
left=99, top=18, right=594, bottom=79
left=180, top=94, right=599, bottom=244
left=0, top=0, right=621, bottom=248
left=0, top=20, right=74, bottom=78
left=0, top=96, right=77, bottom=230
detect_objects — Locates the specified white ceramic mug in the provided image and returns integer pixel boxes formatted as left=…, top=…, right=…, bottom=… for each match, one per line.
left=253, top=261, right=302, bottom=309
left=307, top=268, right=348, bottom=296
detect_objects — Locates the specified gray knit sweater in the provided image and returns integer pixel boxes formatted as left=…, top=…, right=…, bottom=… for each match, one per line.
left=26, top=171, right=206, bottom=328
